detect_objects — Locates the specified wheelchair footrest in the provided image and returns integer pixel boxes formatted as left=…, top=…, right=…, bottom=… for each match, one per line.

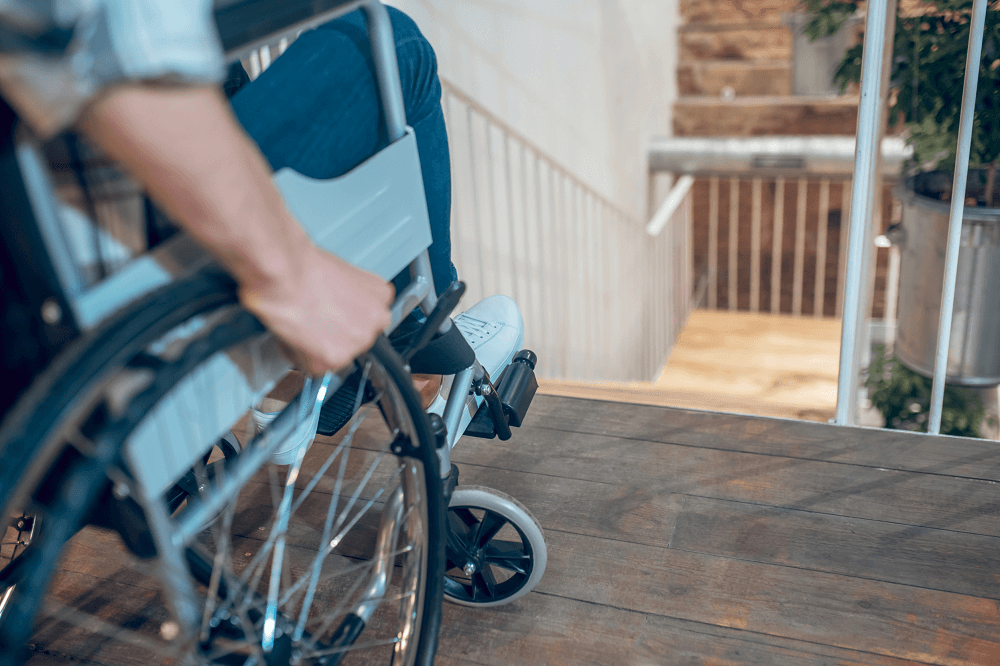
left=465, top=350, right=538, bottom=439
left=317, top=368, right=365, bottom=436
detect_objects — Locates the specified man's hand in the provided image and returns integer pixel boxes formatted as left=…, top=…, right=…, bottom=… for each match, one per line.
left=240, top=245, right=392, bottom=375
left=79, top=84, right=393, bottom=373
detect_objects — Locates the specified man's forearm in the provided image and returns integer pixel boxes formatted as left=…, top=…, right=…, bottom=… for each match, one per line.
left=76, top=83, right=394, bottom=375
left=78, top=84, right=309, bottom=294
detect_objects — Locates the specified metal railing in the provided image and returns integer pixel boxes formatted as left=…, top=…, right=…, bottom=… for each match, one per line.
left=650, top=136, right=909, bottom=319
left=838, top=0, right=989, bottom=431
left=441, top=82, right=694, bottom=382
left=219, top=39, right=697, bottom=383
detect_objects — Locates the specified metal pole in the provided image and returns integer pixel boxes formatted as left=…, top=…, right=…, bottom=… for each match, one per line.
left=835, top=0, right=893, bottom=425
left=928, top=0, right=989, bottom=434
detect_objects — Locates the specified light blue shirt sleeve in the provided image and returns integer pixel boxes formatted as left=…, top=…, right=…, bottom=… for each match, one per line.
left=0, top=0, right=226, bottom=137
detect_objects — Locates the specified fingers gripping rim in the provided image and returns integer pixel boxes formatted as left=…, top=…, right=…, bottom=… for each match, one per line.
left=444, top=486, right=547, bottom=608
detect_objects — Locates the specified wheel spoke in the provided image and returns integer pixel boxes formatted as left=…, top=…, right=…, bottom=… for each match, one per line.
left=475, top=510, right=508, bottom=548
left=474, top=564, right=498, bottom=599
left=451, top=507, right=478, bottom=529
left=484, top=539, right=529, bottom=560
left=484, top=538, right=530, bottom=575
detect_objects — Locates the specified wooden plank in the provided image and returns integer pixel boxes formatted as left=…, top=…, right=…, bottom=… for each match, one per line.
left=435, top=591, right=927, bottom=666
left=453, top=465, right=1000, bottom=600
left=521, top=395, right=1000, bottom=481
left=668, top=494, right=1000, bottom=598
left=534, top=530, right=1000, bottom=666
left=457, top=424, right=1000, bottom=538
left=455, top=465, right=684, bottom=546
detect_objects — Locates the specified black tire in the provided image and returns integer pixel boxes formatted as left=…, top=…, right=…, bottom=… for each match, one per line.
left=0, top=271, right=443, bottom=666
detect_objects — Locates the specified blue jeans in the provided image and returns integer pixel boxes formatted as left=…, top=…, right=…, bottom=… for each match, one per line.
left=230, top=7, right=456, bottom=296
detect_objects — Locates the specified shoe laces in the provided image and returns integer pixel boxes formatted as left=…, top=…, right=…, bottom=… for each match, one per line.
left=454, top=315, right=502, bottom=347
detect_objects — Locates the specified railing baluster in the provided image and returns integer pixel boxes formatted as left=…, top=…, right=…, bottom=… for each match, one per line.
left=260, top=45, right=272, bottom=71
left=771, top=177, right=785, bottom=314
left=485, top=123, right=501, bottom=298
left=556, top=171, right=568, bottom=377
left=534, top=152, right=548, bottom=363
left=751, top=177, right=762, bottom=313
left=814, top=179, right=831, bottom=317
left=587, top=194, right=599, bottom=378
left=836, top=181, right=852, bottom=318
left=503, top=135, right=518, bottom=305
left=442, top=92, right=460, bottom=275
left=465, top=108, right=485, bottom=300
left=519, top=143, right=534, bottom=346
left=792, top=178, right=808, bottom=316
left=248, top=50, right=262, bottom=80
left=573, top=185, right=585, bottom=378
left=729, top=178, right=739, bottom=311
left=709, top=177, right=719, bottom=310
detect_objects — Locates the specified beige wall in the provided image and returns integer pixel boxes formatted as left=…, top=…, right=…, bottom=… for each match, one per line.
left=386, top=0, right=680, bottom=220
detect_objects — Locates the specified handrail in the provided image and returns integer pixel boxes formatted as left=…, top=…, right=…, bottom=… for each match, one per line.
left=440, top=81, right=640, bottom=226
left=440, top=78, right=694, bottom=381
left=646, top=175, right=694, bottom=236
left=649, top=136, right=911, bottom=178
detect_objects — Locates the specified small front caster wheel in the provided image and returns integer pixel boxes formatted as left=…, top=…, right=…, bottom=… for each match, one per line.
left=444, top=486, right=547, bottom=607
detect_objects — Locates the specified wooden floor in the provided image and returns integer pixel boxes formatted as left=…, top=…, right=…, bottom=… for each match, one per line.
left=435, top=395, right=1000, bottom=665
left=540, top=310, right=842, bottom=423
left=24, top=394, right=1000, bottom=665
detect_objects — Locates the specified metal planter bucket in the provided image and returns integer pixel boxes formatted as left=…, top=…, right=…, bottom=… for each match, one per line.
left=893, top=170, right=1000, bottom=386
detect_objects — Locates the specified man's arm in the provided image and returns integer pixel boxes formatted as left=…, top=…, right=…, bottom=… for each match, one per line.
left=79, top=84, right=393, bottom=374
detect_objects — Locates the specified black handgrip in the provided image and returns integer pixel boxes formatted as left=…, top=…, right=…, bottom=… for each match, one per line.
left=400, top=281, right=466, bottom=364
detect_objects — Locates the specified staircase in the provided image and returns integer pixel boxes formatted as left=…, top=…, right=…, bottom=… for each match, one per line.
left=674, top=0, right=860, bottom=138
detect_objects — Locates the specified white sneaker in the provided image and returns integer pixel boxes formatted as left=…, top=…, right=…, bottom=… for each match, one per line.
left=428, top=295, right=524, bottom=440
left=251, top=397, right=321, bottom=465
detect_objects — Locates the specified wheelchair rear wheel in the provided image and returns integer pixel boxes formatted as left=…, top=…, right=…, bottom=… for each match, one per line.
left=0, top=271, right=444, bottom=666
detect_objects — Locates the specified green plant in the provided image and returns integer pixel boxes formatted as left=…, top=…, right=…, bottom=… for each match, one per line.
left=801, top=0, right=1000, bottom=178
left=865, top=345, right=993, bottom=436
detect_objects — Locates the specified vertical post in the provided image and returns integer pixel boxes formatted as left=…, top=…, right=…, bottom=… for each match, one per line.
left=814, top=180, right=830, bottom=317
left=751, top=178, right=762, bottom=313
left=928, top=0, right=989, bottom=434
left=728, top=178, right=739, bottom=310
left=771, top=177, right=785, bottom=314
left=708, top=177, right=719, bottom=309
left=792, top=178, right=808, bottom=316
left=835, top=0, right=895, bottom=425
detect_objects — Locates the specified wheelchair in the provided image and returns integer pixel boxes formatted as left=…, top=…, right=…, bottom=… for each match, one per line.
left=0, top=1, right=546, bottom=664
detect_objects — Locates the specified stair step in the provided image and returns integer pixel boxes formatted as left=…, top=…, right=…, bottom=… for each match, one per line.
left=673, top=95, right=860, bottom=137
left=678, top=59, right=791, bottom=96
left=679, top=23, right=791, bottom=61
left=680, top=0, right=798, bottom=26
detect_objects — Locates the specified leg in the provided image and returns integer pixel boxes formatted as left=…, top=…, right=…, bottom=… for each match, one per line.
left=230, top=6, right=456, bottom=295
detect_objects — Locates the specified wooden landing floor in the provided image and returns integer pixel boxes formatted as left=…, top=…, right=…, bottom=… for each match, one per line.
left=25, top=395, right=1000, bottom=665
left=436, top=395, right=1000, bottom=665
left=539, top=310, right=843, bottom=423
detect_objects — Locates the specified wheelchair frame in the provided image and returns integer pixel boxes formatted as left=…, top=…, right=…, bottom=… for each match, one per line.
left=2, top=0, right=543, bottom=654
